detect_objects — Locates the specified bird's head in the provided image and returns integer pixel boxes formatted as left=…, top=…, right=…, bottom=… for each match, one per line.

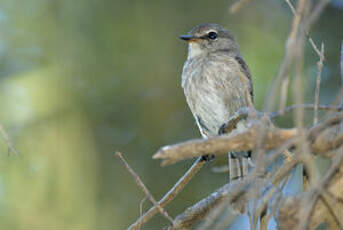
left=180, top=23, right=240, bottom=59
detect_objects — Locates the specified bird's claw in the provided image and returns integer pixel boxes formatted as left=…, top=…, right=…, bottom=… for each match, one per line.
left=218, top=107, right=250, bottom=135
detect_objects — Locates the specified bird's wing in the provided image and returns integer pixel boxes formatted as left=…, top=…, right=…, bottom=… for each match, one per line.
left=234, top=55, right=254, bottom=102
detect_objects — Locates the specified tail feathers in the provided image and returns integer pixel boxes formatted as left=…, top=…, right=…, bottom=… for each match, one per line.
left=228, top=152, right=250, bottom=214
left=229, top=152, right=249, bottom=182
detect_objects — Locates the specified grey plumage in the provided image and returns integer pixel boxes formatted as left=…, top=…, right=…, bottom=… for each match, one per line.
left=180, top=23, right=253, bottom=181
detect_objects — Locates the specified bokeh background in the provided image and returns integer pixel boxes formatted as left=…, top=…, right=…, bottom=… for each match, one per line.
left=0, top=0, right=342, bottom=229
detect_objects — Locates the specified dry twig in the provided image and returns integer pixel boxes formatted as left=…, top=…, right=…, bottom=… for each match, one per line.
left=115, top=152, right=174, bottom=225
left=168, top=177, right=255, bottom=230
left=0, top=124, right=19, bottom=156
left=153, top=124, right=298, bottom=166
left=314, top=43, right=325, bottom=125
left=127, top=157, right=205, bottom=230
left=166, top=141, right=312, bottom=230
left=267, top=0, right=309, bottom=113
left=341, top=42, right=343, bottom=84
left=298, top=150, right=343, bottom=230
left=267, top=0, right=328, bottom=114
left=269, top=104, right=342, bottom=118
left=278, top=147, right=343, bottom=230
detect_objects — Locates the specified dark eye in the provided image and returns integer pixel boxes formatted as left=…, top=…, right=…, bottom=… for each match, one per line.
left=208, top=31, right=217, bottom=40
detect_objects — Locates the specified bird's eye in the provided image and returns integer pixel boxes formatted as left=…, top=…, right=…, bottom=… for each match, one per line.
left=208, top=31, right=217, bottom=40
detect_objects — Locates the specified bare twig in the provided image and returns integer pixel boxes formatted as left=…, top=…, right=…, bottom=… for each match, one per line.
left=308, top=112, right=343, bottom=140
left=168, top=177, right=256, bottom=230
left=168, top=144, right=306, bottom=230
left=279, top=77, right=290, bottom=114
left=255, top=174, right=291, bottom=229
left=115, top=152, right=174, bottom=225
left=275, top=0, right=308, bottom=113
left=325, top=190, right=343, bottom=204
left=314, top=43, right=325, bottom=125
left=153, top=124, right=298, bottom=166
left=293, top=13, right=306, bottom=130
left=263, top=174, right=290, bottom=230
left=341, top=42, right=343, bottom=84
left=286, top=0, right=328, bottom=59
left=277, top=150, right=343, bottom=230
left=0, top=124, right=19, bottom=156
left=285, top=0, right=296, bottom=14
left=138, top=197, right=147, bottom=230
left=298, top=150, right=343, bottom=230
left=128, top=157, right=205, bottom=230
left=267, top=0, right=327, bottom=114
left=269, top=104, right=342, bottom=118
left=319, top=195, right=343, bottom=229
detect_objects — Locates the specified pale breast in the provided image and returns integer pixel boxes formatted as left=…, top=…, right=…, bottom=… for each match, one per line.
left=182, top=53, right=248, bottom=137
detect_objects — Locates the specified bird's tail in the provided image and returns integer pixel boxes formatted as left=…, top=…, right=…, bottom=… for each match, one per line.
left=228, top=152, right=249, bottom=182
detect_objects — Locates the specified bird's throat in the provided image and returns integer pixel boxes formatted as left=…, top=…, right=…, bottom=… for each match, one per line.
left=187, top=43, right=205, bottom=59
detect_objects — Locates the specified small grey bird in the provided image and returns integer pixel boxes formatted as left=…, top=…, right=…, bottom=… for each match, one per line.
left=180, top=23, right=253, bottom=181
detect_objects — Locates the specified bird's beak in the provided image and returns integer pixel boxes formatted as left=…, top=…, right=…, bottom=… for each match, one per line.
left=179, top=34, right=198, bottom=42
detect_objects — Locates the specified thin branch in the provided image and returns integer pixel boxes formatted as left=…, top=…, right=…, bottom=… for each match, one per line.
left=314, top=43, right=325, bottom=125
left=279, top=77, right=290, bottom=114
left=269, top=104, right=342, bottom=118
left=278, top=0, right=308, bottom=113
left=277, top=148, right=343, bottom=230
left=293, top=9, right=306, bottom=131
left=138, top=197, right=147, bottom=230
left=298, top=150, right=343, bottom=230
left=285, top=0, right=296, bottom=14
left=319, top=195, right=343, bottom=229
left=262, top=179, right=287, bottom=230
left=341, top=42, right=343, bottom=85
left=308, top=112, right=343, bottom=140
left=0, top=124, right=19, bottom=156
left=168, top=176, right=256, bottom=230
left=286, top=0, right=329, bottom=59
left=168, top=146, right=303, bottom=230
left=115, top=152, right=174, bottom=225
left=325, top=190, right=343, bottom=204
left=267, top=0, right=327, bottom=114
left=255, top=174, right=291, bottom=229
left=127, top=157, right=205, bottom=230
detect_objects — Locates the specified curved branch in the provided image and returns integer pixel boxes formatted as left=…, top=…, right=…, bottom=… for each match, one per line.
left=153, top=113, right=343, bottom=166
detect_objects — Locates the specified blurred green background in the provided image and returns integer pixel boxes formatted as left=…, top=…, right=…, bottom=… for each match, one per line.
left=0, top=0, right=342, bottom=229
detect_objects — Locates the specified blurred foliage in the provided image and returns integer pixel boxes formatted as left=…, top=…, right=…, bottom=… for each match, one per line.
left=0, top=0, right=342, bottom=229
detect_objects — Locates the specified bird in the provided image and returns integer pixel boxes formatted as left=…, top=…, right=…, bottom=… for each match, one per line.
left=179, top=23, right=254, bottom=182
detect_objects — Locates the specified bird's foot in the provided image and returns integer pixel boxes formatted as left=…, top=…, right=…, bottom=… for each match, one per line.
left=218, top=107, right=250, bottom=135
left=200, top=154, right=215, bottom=162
